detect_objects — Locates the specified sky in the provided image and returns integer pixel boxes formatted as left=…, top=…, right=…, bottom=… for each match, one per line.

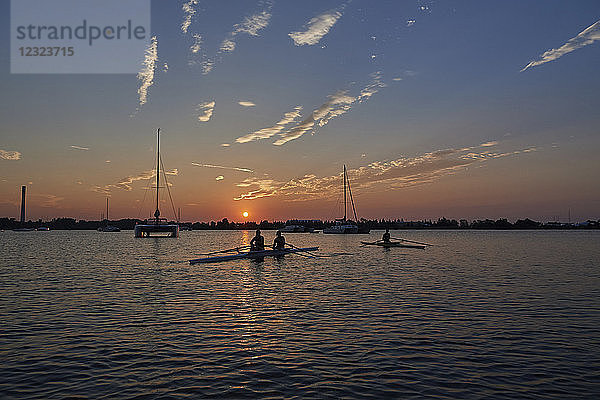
left=1, top=0, right=600, bottom=223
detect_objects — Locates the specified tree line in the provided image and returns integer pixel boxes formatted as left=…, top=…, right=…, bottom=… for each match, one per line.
left=1, top=217, right=598, bottom=230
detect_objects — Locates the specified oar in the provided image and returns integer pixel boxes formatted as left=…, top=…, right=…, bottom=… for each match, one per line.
left=197, top=245, right=250, bottom=256
left=391, top=237, right=434, bottom=246
left=286, top=243, right=351, bottom=258
left=286, top=242, right=321, bottom=258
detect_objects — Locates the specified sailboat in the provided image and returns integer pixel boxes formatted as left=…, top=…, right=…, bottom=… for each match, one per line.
left=323, top=165, right=370, bottom=234
left=134, top=129, right=179, bottom=238
left=98, top=198, right=120, bottom=232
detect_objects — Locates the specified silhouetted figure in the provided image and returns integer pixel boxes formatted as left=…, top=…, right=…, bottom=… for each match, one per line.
left=250, top=229, right=265, bottom=251
left=273, top=230, right=286, bottom=250
left=382, top=228, right=391, bottom=243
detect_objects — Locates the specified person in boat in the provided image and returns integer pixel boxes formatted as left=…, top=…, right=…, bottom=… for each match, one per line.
left=272, top=230, right=286, bottom=250
left=250, top=229, right=265, bottom=251
left=382, top=228, right=391, bottom=243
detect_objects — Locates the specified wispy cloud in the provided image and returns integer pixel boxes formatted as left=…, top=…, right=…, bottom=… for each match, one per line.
left=480, top=141, right=498, bottom=147
left=219, top=38, right=236, bottom=53
left=289, top=6, right=345, bottom=46
left=37, top=194, right=65, bottom=208
left=93, top=168, right=178, bottom=194
left=215, top=175, right=224, bottom=181
left=234, top=178, right=282, bottom=200
left=521, top=19, right=600, bottom=72
left=137, top=36, right=158, bottom=109
left=200, top=4, right=272, bottom=75
left=218, top=8, right=271, bottom=55
left=238, top=101, right=256, bottom=107
left=234, top=143, right=536, bottom=201
left=196, top=101, right=215, bottom=122
left=275, top=72, right=385, bottom=146
left=233, top=73, right=385, bottom=146
left=191, top=162, right=254, bottom=173
left=70, top=145, right=89, bottom=151
left=189, top=33, right=203, bottom=60
left=181, top=0, right=199, bottom=34
left=0, top=149, right=22, bottom=160
left=235, top=106, right=303, bottom=143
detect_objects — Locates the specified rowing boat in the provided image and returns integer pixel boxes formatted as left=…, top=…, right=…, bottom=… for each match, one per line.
left=361, top=241, right=425, bottom=249
left=189, top=247, right=319, bottom=264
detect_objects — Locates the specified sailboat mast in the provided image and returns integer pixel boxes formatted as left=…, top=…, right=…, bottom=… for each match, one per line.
left=347, top=171, right=358, bottom=222
left=343, top=165, right=347, bottom=221
left=106, top=198, right=109, bottom=221
left=154, top=128, right=160, bottom=223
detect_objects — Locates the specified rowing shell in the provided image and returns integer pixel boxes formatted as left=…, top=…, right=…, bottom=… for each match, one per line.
left=189, top=247, right=319, bottom=264
left=361, top=241, right=425, bottom=249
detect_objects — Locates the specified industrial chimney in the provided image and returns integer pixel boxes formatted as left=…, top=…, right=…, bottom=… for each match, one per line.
left=20, top=185, right=26, bottom=223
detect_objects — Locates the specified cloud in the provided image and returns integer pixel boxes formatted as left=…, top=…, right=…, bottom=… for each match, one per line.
left=233, top=144, right=538, bottom=201
left=289, top=9, right=343, bottom=46
left=137, top=36, right=158, bottom=109
left=201, top=60, right=214, bottom=74
left=181, top=0, right=199, bottom=34
left=272, top=72, right=386, bottom=146
left=199, top=5, right=272, bottom=75
left=234, top=178, right=282, bottom=200
left=93, top=168, right=178, bottom=194
left=238, top=101, right=256, bottom=107
left=215, top=175, right=224, bottom=181
left=521, top=19, right=600, bottom=72
left=196, top=101, right=215, bottom=122
left=235, top=106, right=303, bottom=143
left=220, top=143, right=231, bottom=147
left=191, top=162, right=253, bottom=173
left=70, top=145, right=89, bottom=151
left=480, top=141, right=498, bottom=147
left=37, top=194, right=64, bottom=208
left=0, top=149, right=22, bottom=160
left=232, top=73, right=385, bottom=146
left=233, top=10, right=271, bottom=36
left=190, top=33, right=202, bottom=54
left=220, top=39, right=236, bottom=53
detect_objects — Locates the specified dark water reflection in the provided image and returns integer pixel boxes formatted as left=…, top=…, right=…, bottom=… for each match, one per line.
left=1, top=230, right=599, bottom=398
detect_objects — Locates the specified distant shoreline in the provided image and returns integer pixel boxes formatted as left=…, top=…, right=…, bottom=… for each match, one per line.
left=2, top=217, right=598, bottom=231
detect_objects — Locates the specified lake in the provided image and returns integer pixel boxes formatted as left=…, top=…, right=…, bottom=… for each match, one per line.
left=1, top=230, right=599, bottom=398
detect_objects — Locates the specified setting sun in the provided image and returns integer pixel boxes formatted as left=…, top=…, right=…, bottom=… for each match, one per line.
left=242, top=211, right=249, bottom=218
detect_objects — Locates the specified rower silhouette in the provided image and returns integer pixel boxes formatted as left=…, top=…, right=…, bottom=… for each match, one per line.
left=250, top=229, right=265, bottom=251
left=382, top=228, right=391, bottom=243
left=273, top=230, right=286, bottom=250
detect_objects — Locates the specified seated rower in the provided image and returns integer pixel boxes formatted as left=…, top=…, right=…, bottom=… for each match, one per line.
left=272, top=230, right=286, bottom=250
left=250, top=229, right=265, bottom=251
left=382, top=228, right=391, bottom=243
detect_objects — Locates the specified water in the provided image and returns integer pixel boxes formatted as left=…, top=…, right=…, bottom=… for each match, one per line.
left=1, top=230, right=599, bottom=399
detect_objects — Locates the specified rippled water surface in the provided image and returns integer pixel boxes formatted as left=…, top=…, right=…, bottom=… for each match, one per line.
left=1, top=230, right=599, bottom=399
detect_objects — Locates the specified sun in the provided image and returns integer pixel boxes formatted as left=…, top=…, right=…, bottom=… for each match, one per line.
left=242, top=211, right=249, bottom=218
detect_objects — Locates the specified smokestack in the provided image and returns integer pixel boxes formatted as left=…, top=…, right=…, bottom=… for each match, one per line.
left=20, top=185, right=26, bottom=223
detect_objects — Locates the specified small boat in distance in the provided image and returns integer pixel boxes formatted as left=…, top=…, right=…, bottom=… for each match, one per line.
left=98, top=198, right=120, bottom=232
left=134, top=129, right=179, bottom=238
left=323, top=165, right=370, bottom=234
left=280, top=225, right=314, bottom=233
left=361, top=240, right=425, bottom=249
